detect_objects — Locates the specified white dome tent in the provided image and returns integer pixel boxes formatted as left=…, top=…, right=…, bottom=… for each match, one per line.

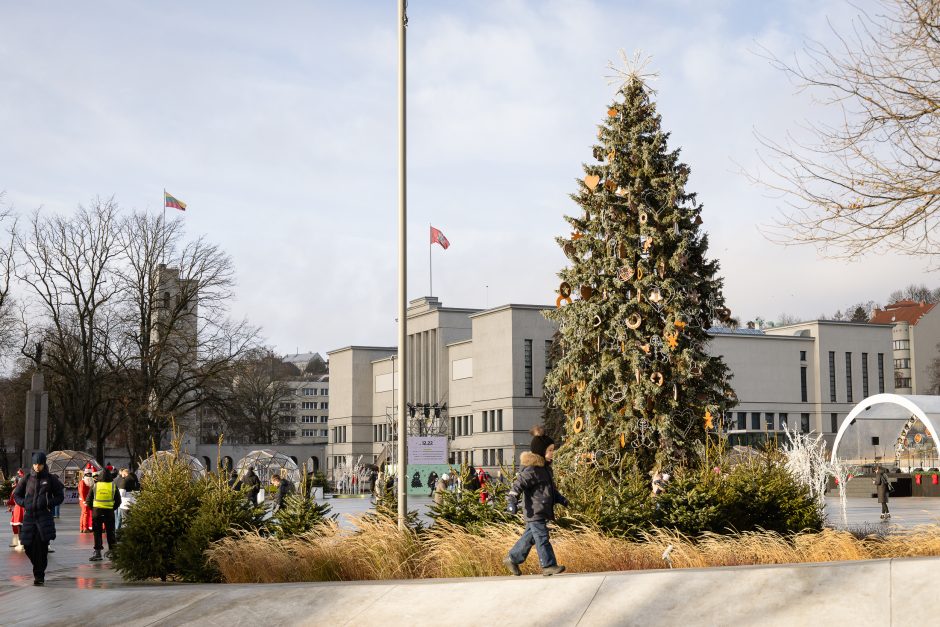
left=235, top=450, right=301, bottom=486
left=831, top=394, right=940, bottom=470
left=45, top=450, right=101, bottom=487
left=137, top=451, right=207, bottom=482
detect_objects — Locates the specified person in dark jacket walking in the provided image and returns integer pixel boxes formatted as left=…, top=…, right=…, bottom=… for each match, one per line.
left=873, top=465, right=891, bottom=519
left=503, top=427, right=568, bottom=576
left=271, top=474, right=295, bottom=512
left=235, top=466, right=261, bottom=505
left=12, top=451, right=65, bottom=585
left=86, top=468, right=121, bottom=562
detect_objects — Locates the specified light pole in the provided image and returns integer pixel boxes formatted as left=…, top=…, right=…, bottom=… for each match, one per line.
left=396, top=0, right=408, bottom=531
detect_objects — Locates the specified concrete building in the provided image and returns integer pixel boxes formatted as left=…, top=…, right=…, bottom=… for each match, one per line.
left=871, top=301, right=940, bottom=394
left=326, top=297, right=556, bottom=474
left=710, top=321, right=895, bottom=447
left=326, top=298, right=901, bottom=474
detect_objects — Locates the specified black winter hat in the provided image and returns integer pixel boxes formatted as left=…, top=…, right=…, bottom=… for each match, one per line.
left=31, top=451, right=47, bottom=466
left=530, top=435, right=555, bottom=458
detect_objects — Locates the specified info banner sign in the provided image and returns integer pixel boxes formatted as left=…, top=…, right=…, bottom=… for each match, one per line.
left=407, top=436, right=448, bottom=465
left=407, top=464, right=452, bottom=496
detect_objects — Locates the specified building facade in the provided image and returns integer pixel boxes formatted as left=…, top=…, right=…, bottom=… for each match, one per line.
left=871, top=301, right=940, bottom=394
left=711, top=321, right=895, bottom=447
left=326, top=299, right=903, bottom=474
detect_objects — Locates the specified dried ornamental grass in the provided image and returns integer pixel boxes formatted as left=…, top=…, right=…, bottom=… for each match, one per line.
left=206, top=517, right=940, bottom=584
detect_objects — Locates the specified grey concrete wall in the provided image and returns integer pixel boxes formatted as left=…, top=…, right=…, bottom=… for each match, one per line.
left=4, top=557, right=940, bottom=626
left=911, top=307, right=940, bottom=394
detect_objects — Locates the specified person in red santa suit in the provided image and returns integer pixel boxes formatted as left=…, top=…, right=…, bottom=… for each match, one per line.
left=7, top=469, right=26, bottom=551
left=78, top=465, right=95, bottom=532
left=478, top=467, right=489, bottom=504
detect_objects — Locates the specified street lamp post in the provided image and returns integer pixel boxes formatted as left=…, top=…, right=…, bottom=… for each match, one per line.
left=396, top=0, right=408, bottom=531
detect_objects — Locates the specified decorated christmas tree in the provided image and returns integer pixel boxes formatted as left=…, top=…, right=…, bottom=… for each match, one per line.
left=544, top=64, right=736, bottom=476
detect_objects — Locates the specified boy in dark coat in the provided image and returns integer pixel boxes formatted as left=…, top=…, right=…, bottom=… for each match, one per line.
left=504, top=427, right=568, bottom=576
left=12, top=451, right=65, bottom=586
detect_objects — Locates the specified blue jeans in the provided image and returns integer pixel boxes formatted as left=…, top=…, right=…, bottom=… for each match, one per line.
left=508, top=520, right=557, bottom=568
left=115, top=508, right=122, bottom=530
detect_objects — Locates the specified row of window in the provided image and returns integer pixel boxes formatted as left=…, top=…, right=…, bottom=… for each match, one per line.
left=331, top=426, right=347, bottom=443
left=828, top=352, right=884, bottom=403
left=301, top=401, right=329, bottom=410
left=300, top=415, right=328, bottom=423
left=373, top=423, right=392, bottom=442
left=450, top=448, right=507, bottom=466
left=893, top=339, right=910, bottom=351
left=451, top=410, right=505, bottom=437
left=733, top=411, right=811, bottom=433
left=301, top=429, right=327, bottom=437
left=894, top=358, right=911, bottom=370
left=302, top=388, right=329, bottom=396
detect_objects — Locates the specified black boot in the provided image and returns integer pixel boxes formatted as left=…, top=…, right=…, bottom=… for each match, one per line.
left=89, top=550, right=102, bottom=562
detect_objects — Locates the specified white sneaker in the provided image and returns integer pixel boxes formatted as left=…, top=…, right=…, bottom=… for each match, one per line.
left=14, top=544, right=25, bottom=552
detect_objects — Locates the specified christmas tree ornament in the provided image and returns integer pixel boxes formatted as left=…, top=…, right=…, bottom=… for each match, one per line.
left=615, top=186, right=628, bottom=197
left=573, top=416, right=585, bottom=433
left=607, top=150, right=616, bottom=163
left=639, top=211, right=648, bottom=224
left=618, top=266, right=635, bottom=282
left=608, top=107, right=618, bottom=117
left=593, top=314, right=603, bottom=327
left=664, top=331, right=679, bottom=349
left=580, top=285, right=594, bottom=300
left=604, top=178, right=617, bottom=192
left=648, top=287, right=663, bottom=305
left=657, top=259, right=666, bottom=278
left=704, top=409, right=714, bottom=430
left=584, top=174, right=601, bottom=191
left=564, top=242, right=577, bottom=258
left=572, top=231, right=584, bottom=241
left=650, top=372, right=664, bottom=387
left=619, top=432, right=626, bottom=448
left=626, top=313, right=642, bottom=329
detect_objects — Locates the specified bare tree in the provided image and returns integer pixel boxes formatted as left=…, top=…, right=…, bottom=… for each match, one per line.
left=0, top=196, right=17, bottom=363
left=15, top=199, right=124, bottom=461
left=112, top=211, right=259, bottom=461
left=887, top=283, right=940, bottom=304
left=756, top=0, right=940, bottom=260
left=213, top=348, right=294, bottom=444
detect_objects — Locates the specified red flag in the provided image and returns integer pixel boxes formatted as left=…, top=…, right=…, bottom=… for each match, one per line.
left=430, top=225, right=450, bottom=249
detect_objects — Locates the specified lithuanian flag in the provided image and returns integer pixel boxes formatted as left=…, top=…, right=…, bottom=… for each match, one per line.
left=164, top=191, right=187, bottom=211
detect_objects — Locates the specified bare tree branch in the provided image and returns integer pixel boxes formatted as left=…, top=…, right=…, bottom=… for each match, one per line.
left=752, top=0, right=940, bottom=261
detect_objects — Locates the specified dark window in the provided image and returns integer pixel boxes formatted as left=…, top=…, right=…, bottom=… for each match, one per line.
left=829, top=351, right=837, bottom=402
left=845, top=353, right=853, bottom=403
left=765, top=412, right=775, bottom=431
left=896, top=377, right=912, bottom=389
left=482, top=411, right=488, bottom=433
left=878, top=353, right=885, bottom=393
left=450, top=416, right=456, bottom=438
left=497, top=409, right=503, bottom=431
left=800, top=366, right=808, bottom=403
left=894, top=358, right=911, bottom=369
left=483, top=449, right=489, bottom=466
left=737, top=412, right=747, bottom=430
left=872, top=436, right=880, bottom=446
left=830, top=413, right=838, bottom=433
left=779, top=413, right=788, bottom=430
left=893, top=339, right=910, bottom=350
left=524, top=339, right=533, bottom=396
left=751, top=412, right=761, bottom=430
left=800, top=350, right=807, bottom=361
left=800, top=413, right=810, bottom=434
left=545, top=340, right=553, bottom=371
left=498, top=449, right=504, bottom=465
left=862, top=353, right=869, bottom=398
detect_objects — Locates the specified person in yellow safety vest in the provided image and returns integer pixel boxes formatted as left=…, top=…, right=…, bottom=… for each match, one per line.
left=85, top=468, right=121, bottom=562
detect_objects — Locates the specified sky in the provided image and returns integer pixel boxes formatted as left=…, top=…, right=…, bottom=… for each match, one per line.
left=1, top=0, right=934, bottom=357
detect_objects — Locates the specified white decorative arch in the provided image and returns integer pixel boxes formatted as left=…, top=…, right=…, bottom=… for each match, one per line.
left=830, top=394, right=940, bottom=464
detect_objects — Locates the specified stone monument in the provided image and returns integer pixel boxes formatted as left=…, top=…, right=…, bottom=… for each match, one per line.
left=23, top=342, right=48, bottom=469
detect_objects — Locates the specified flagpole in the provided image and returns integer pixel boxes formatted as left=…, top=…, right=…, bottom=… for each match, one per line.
left=162, top=188, right=166, bottom=265
left=396, top=0, right=409, bottom=532
left=429, top=223, right=432, bottom=297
